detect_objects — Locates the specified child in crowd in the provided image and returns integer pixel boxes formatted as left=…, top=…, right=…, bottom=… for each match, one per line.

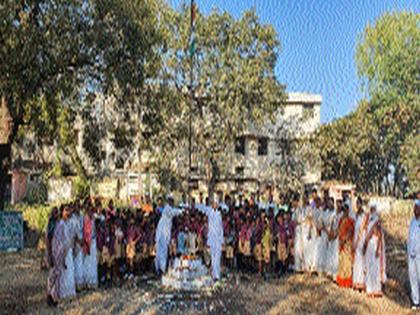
left=126, top=218, right=140, bottom=279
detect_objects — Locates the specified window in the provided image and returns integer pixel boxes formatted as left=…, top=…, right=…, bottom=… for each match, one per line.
left=258, top=137, right=268, bottom=156
left=189, top=180, right=199, bottom=189
left=235, top=166, right=244, bottom=176
left=235, top=137, right=245, bottom=155
left=115, top=157, right=125, bottom=169
left=302, top=103, right=315, bottom=119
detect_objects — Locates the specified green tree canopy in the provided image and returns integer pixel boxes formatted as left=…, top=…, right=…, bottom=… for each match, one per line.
left=318, top=11, right=419, bottom=197
left=149, top=7, right=286, bottom=196
left=0, top=0, right=168, bottom=208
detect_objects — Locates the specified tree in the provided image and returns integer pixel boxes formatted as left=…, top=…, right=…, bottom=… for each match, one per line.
left=150, top=7, right=285, bottom=198
left=318, top=12, right=420, bottom=197
left=316, top=100, right=386, bottom=194
left=0, top=0, right=167, bottom=209
left=401, top=133, right=420, bottom=195
left=355, top=11, right=420, bottom=196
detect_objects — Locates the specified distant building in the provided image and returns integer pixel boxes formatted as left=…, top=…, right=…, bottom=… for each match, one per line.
left=10, top=92, right=322, bottom=203
left=188, top=92, right=322, bottom=198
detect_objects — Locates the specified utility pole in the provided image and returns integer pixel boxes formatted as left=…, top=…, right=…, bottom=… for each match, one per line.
left=188, top=0, right=196, bottom=202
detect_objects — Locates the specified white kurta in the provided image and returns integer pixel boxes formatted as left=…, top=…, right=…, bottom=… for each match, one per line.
left=155, top=205, right=183, bottom=273
left=294, top=207, right=306, bottom=272
left=196, top=204, right=224, bottom=280
left=408, top=217, right=420, bottom=305
left=353, top=213, right=367, bottom=288
left=83, top=220, right=98, bottom=287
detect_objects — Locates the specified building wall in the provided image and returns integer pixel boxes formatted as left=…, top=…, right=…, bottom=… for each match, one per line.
left=12, top=92, right=322, bottom=202
left=187, top=93, right=322, bottom=199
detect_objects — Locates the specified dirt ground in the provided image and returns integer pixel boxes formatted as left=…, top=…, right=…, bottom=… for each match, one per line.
left=0, top=207, right=417, bottom=315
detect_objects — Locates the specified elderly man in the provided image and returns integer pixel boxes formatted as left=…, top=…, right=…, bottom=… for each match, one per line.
left=196, top=200, right=224, bottom=282
left=155, top=196, right=184, bottom=275
left=408, top=199, right=420, bottom=309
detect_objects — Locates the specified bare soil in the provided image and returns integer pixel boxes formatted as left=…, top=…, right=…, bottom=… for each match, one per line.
left=0, top=208, right=417, bottom=315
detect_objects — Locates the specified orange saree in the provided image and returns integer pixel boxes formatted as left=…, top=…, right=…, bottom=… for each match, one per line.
left=337, top=216, right=355, bottom=288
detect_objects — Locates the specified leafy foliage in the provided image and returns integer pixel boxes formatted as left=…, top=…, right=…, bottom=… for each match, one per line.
left=150, top=7, right=286, bottom=196
left=0, top=0, right=169, bottom=208
left=318, top=12, right=419, bottom=196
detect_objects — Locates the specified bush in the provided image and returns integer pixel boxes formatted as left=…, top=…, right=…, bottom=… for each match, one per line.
left=9, top=203, right=52, bottom=234
left=73, top=176, right=90, bottom=198
left=24, top=180, right=48, bottom=204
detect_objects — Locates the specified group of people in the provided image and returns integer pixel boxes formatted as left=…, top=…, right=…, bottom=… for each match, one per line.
left=43, top=189, right=420, bottom=309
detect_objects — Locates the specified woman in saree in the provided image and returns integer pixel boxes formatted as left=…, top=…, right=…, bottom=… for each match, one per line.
left=336, top=204, right=355, bottom=288
left=363, top=204, right=386, bottom=297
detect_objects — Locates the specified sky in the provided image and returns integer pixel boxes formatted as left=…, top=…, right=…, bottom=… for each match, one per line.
left=168, top=0, right=419, bottom=123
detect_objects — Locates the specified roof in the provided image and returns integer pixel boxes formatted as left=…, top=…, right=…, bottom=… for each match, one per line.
left=322, top=180, right=355, bottom=190
left=286, top=92, right=322, bottom=105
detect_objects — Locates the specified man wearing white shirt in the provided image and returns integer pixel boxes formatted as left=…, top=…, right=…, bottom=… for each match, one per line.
left=408, top=199, right=420, bottom=310
left=196, top=201, right=224, bottom=281
left=155, top=196, right=184, bottom=275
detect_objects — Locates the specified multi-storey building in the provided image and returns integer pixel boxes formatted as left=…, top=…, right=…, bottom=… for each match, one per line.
left=188, top=92, right=322, bottom=198
left=9, top=92, right=322, bottom=203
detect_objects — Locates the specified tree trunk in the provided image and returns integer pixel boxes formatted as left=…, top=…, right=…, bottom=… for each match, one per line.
left=206, top=157, right=219, bottom=203
left=0, top=144, right=11, bottom=210
left=0, top=97, right=15, bottom=210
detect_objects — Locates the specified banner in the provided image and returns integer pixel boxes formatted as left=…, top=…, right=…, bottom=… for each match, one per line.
left=0, top=211, right=24, bottom=251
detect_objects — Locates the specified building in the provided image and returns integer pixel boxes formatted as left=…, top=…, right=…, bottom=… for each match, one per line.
left=9, top=92, right=322, bottom=203
left=188, top=92, right=322, bottom=199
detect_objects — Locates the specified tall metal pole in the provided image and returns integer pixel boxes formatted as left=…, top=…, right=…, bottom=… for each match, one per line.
left=188, top=0, right=195, bottom=201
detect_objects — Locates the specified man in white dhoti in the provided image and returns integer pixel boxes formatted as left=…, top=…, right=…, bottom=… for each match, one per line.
left=47, top=207, right=74, bottom=306
left=196, top=201, right=224, bottom=281
left=352, top=197, right=368, bottom=291
left=408, top=200, right=420, bottom=309
left=155, top=196, right=184, bottom=275
left=363, top=204, right=386, bottom=297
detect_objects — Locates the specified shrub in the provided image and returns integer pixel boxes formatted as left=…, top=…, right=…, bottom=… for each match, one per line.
left=73, top=176, right=90, bottom=198
left=9, top=203, right=52, bottom=234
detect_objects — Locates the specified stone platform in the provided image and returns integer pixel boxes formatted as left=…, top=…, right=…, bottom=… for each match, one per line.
left=162, top=256, right=213, bottom=291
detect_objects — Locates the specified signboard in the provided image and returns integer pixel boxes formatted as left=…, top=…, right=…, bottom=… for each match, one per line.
left=48, top=177, right=73, bottom=203
left=127, top=172, right=140, bottom=196
left=0, top=211, right=24, bottom=251
left=97, top=179, right=118, bottom=198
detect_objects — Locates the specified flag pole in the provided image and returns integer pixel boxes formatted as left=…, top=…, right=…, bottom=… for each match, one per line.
left=188, top=0, right=195, bottom=202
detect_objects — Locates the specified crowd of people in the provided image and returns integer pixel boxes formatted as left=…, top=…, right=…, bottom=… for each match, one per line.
left=44, top=189, right=420, bottom=310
